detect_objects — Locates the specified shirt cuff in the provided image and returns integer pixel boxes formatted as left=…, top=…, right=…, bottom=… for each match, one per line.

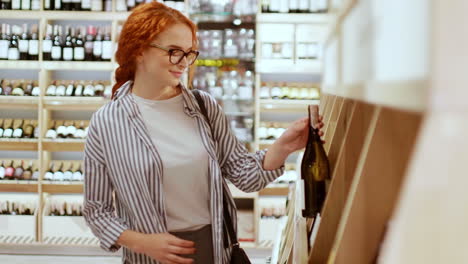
left=255, top=149, right=286, bottom=183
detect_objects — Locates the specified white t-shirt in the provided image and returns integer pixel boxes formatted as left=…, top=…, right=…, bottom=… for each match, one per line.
left=132, top=93, right=211, bottom=232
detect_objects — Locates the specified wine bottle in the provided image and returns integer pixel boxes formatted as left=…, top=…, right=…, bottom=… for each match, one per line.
left=101, top=26, right=112, bottom=61
left=12, top=119, right=24, bottom=138
left=46, top=81, right=57, bottom=96
left=11, top=80, right=25, bottom=96
left=63, top=161, right=73, bottom=181
left=7, top=25, right=20, bottom=60
left=55, top=81, right=66, bottom=96
left=0, top=119, right=4, bottom=137
left=28, top=24, right=39, bottom=60
left=4, top=160, right=15, bottom=180
left=74, top=81, right=84, bottom=96
left=31, top=161, right=39, bottom=180
left=92, top=27, right=103, bottom=61
left=51, top=25, right=62, bottom=61
left=24, top=80, right=33, bottom=96
left=65, top=81, right=75, bottom=96
left=73, top=27, right=85, bottom=61
left=23, top=119, right=34, bottom=138
left=65, top=120, right=76, bottom=138
left=2, top=119, right=14, bottom=138
left=301, top=105, right=328, bottom=218
left=45, top=120, right=57, bottom=139
left=44, top=162, right=54, bottom=181
left=74, top=120, right=86, bottom=138
left=84, top=25, right=94, bottom=61
left=18, top=24, right=29, bottom=60
left=42, top=24, right=53, bottom=60
left=22, top=160, right=33, bottom=180
left=0, top=24, right=10, bottom=60
left=31, top=81, right=40, bottom=96
left=52, top=162, right=64, bottom=181
left=62, top=26, right=74, bottom=61
left=56, top=120, right=67, bottom=138
left=13, top=160, right=24, bottom=180
left=71, top=162, right=82, bottom=181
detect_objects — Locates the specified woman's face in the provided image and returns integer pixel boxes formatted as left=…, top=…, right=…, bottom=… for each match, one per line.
left=136, top=23, right=195, bottom=88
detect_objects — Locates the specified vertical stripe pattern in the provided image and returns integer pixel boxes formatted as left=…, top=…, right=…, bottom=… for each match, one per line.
left=83, top=81, right=284, bottom=264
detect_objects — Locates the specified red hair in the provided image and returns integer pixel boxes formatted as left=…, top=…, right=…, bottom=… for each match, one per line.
left=112, top=2, right=197, bottom=98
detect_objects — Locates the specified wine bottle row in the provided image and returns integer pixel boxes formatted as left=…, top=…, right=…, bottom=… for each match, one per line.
left=0, top=24, right=39, bottom=61
left=0, top=200, right=37, bottom=215
left=0, top=119, right=39, bottom=139
left=44, top=0, right=112, bottom=11
left=260, top=82, right=320, bottom=100
left=48, top=199, right=83, bottom=216
left=46, top=80, right=112, bottom=97
left=45, top=120, right=89, bottom=139
left=193, top=69, right=255, bottom=101
left=198, top=29, right=255, bottom=60
left=43, top=24, right=112, bottom=61
left=261, top=0, right=328, bottom=13
left=0, top=160, right=39, bottom=181
left=262, top=42, right=319, bottom=60
left=1, top=79, right=40, bottom=96
left=43, top=161, right=83, bottom=181
left=258, top=121, right=288, bottom=140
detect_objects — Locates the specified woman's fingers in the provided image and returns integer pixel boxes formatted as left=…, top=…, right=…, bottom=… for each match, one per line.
left=168, top=245, right=196, bottom=255
left=167, top=253, right=194, bottom=264
left=169, top=235, right=195, bottom=248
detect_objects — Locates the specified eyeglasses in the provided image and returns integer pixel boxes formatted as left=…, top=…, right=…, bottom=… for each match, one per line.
left=149, top=43, right=199, bottom=65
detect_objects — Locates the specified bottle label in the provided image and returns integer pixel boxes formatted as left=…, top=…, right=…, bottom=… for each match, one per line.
left=3, top=129, right=13, bottom=137
left=31, top=0, right=40, bottom=9
left=56, top=125, right=67, bottom=135
left=19, top=40, right=29, bottom=52
left=42, top=40, right=52, bottom=52
left=8, top=48, right=20, bottom=60
left=74, top=47, right=85, bottom=60
left=12, top=87, right=24, bottom=96
left=0, top=40, right=9, bottom=59
left=45, top=129, right=57, bottom=139
left=63, top=48, right=73, bottom=61
left=28, top=40, right=39, bottom=55
left=101, top=41, right=113, bottom=59
left=51, top=46, right=61, bottom=59
left=55, top=86, right=66, bottom=96
left=93, top=41, right=102, bottom=56
left=21, top=0, right=30, bottom=9
left=54, top=0, right=61, bottom=8
left=81, top=0, right=91, bottom=8
left=66, top=126, right=77, bottom=135
left=66, top=85, right=74, bottom=96
left=12, top=0, right=21, bottom=9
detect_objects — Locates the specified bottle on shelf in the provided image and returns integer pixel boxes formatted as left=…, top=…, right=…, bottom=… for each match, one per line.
left=23, top=80, right=33, bottom=96
left=84, top=25, right=95, bottom=61
left=31, top=81, right=40, bottom=96
left=74, top=120, right=86, bottom=138
left=2, top=80, right=12, bottom=95
left=63, top=161, right=73, bottom=180
left=90, top=0, right=102, bottom=11
left=83, top=81, right=95, bottom=96
left=65, top=81, right=75, bottom=96
left=31, top=161, right=39, bottom=180
left=23, top=119, right=34, bottom=138
left=4, top=160, right=15, bottom=180
left=55, top=81, right=66, bottom=96
left=46, top=81, right=57, bottom=96
left=0, top=119, right=4, bottom=137
left=71, top=162, right=82, bottom=181
left=8, top=25, right=20, bottom=60
left=28, top=25, right=39, bottom=60
left=64, top=120, right=76, bottom=138
left=81, top=0, right=90, bottom=11
left=101, top=26, right=112, bottom=61
left=51, top=25, right=62, bottom=61
left=52, top=162, right=64, bottom=181
left=21, top=0, right=30, bottom=9
left=18, top=24, right=29, bottom=60
left=54, top=0, right=61, bottom=11
left=22, top=160, right=33, bottom=180
left=55, top=120, right=67, bottom=138
left=1, top=0, right=12, bottom=10
left=11, top=0, right=19, bottom=9
left=73, top=27, right=85, bottom=61
left=2, top=119, right=14, bottom=138
left=94, top=81, right=104, bottom=96
left=62, top=26, right=74, bottom=61
left=44, top=162, right=54, bottom=181
left=45, top=120, right=57, bottom=139
left=0, top=24, right=10, bottom=60
left=11, top=80, right=25, bottom=96
left=301, top=105, right=329, bottom=219
left=93, top=26, right=102, bottom=61
left=13, top=160, right=24, bottom=180
left=42, top=24, right=53, bottom=61
left=44, top=0, right=52, bottom=10
left=74, top=81, right=84, bottom=96
left=12, top=119, right=24, bottom=138
left=32, top=120, right=39, bottom=138
left=71, top=0, right=80, bottom=10
left=62, top=0, right=71, bottom=10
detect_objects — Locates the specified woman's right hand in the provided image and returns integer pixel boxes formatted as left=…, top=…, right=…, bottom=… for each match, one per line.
left=139, top=233, right=196, bottom=264
left=119, top=230, right=195, bottom=264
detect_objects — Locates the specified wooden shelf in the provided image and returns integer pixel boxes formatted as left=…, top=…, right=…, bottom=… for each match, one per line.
left=0, top=139, right=38, bottom=151
left=260, top=99, right=319, bottom=111
left=257, top=13, right=330, bottom=24
left=0, top=60, right=40, bottom=70
left=0, top=10, right=129, bottom=21
left=190, top=13, right=255, bottom=23
left=42, top=182, right=83, bottom=194
left=0, top=96, right=39, bottom=109
left=0, top=181, right=38, bottom=192
left=325, top=80, right=428, bottom=113
left=42, top=139, right=86, bottom=152
left=259, top=184, right=290, bottom=196
left=42, top=61, right=114, bottom=71
left=43, top=97, right=109, bottom=111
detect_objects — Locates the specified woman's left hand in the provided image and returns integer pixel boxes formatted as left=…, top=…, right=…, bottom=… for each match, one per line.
left=276, top=115, right=325, bottom=154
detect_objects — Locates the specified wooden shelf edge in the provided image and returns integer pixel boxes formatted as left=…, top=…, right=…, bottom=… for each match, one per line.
left=42, top=140, right=86, bottom=152
left=42, top=183, right=83, bottom=194
left=0, top=139, right=39, bottom=151
left=0, top=183, right=38, bottom=192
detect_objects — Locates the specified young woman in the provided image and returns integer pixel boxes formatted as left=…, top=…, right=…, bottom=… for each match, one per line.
left=83, top=2, right=324, bottom=264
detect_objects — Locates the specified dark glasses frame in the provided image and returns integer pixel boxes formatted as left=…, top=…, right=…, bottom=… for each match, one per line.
left=149, top=43, right=199, bottom=65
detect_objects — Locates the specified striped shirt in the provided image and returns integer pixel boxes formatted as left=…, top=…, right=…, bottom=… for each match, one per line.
left=83, top=81, right=285, bottom=264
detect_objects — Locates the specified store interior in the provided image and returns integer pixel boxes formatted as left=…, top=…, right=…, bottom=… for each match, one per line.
left=0, top=0, right=466, bottom=263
